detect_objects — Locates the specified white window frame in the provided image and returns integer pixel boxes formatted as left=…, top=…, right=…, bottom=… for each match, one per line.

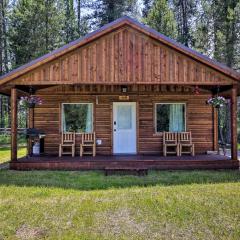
left=61, top=103, right=93, bottom=133
left=155, top=102, right=187, bottom=133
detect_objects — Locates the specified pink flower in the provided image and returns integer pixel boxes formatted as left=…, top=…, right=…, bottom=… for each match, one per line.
left=207, top=96, right=226, bottom=108
left=20, top=95, right=43, bottom=107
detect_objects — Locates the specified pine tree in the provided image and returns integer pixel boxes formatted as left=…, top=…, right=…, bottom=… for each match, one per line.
left=224, top=0, right=239, bottom=68
left=77, top=0, right=82, bottom=35
left=234, top=2, right=240, bottom=71
left=145, top=0, right=177, bottom=39
left=91, top=0, right=139, bottom=28
left=0, top=2, right=3, bottom=75
left=0, top=1, right=10, bottom=129
left=193, top=0, right=240, bottom=69
left=75, top=0, right=90, bottom=37
left=192, top=0, right=214, bottom=56
left=142, top=0, right=153, bottom=17
left=171, top=0, right=197, bottom=47
left=0, top=0, right=9, bottom=74
left=9, top=0, right=65, bottom=68
left=64, top=0, right=77, bottom=43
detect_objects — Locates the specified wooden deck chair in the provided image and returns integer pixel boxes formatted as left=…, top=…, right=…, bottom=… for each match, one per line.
left=59, top=132, right=75, bottom=157
left=178, top=132, right=195, bottom=156
left=163, top=132, right=179, bottom=156
left=80, top=132, right=96, bottom=157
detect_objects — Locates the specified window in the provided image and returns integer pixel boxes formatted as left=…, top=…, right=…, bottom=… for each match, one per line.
left=117, top=105, right=132, bottom=129
left=62, top=103, right=93, bottom=133
left=155, top=103, right=186, bottom=133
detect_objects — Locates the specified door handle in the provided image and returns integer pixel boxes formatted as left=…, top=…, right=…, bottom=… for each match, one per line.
left=114, top=121, right=116, bottom=125
left=114, top=129, right=116, bottom=132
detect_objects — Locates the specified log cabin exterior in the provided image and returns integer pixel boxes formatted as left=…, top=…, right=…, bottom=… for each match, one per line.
left=0, top=16, right=239, bottom=170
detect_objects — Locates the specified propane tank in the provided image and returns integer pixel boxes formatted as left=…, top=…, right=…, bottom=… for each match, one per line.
left=32, top=142, right=40, bottom=155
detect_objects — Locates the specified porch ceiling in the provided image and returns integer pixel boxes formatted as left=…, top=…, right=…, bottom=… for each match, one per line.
left=0, top=84, right=236, bottom=98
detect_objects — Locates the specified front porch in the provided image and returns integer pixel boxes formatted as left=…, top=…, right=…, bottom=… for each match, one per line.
left=10, top=154, right=239, bottom=170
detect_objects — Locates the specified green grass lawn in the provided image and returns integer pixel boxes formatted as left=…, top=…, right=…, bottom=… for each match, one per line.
left=0, top=170, right=240, bottom=239
left=0, top=147, right=27, bottom=164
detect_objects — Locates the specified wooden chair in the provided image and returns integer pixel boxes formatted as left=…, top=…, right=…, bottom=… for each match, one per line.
left=178, top=132, right=195, bottom=156
left=80, top=132, right=96, bottom=157
left=163, top=132, right=179, bottom=156
left=59, top=132, right=75, bottom=157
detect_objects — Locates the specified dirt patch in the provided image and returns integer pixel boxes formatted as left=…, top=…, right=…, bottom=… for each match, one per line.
left=92, top=209, right=215, bottom=240
left=16, top=224, right=46, bottom=240
left=150, top=222, right=215, bottom=240
left=93, top=208, right=150, bottom=238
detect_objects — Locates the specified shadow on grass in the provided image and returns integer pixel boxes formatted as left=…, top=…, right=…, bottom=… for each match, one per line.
left=0, top=147, right=27, bottom=165
left=0, top=169, right=239, bottom=191
left=0, top=161, right=9, bottom=170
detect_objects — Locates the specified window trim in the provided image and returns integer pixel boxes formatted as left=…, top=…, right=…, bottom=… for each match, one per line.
left=61, top=102, right=94, bottom=133
left=154, top=102, right=187, bottom=133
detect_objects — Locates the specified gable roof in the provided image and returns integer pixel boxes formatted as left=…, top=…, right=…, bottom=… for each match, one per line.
left=0, top=16, right=239, bottom=86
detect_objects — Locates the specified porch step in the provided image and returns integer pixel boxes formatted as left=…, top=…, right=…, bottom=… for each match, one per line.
left=105, top=167, right=148, bottom=176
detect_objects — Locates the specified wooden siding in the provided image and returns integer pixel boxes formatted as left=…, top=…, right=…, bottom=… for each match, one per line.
left=12, top=27, right=233, bottom=86
left=33, top=85, right=214, bottom=155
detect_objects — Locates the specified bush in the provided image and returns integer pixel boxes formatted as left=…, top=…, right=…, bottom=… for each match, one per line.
left=0, top=133, right=27, bottom=146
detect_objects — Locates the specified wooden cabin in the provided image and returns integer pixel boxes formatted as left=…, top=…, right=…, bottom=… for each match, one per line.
left=0, top=16, right=239, bottom=170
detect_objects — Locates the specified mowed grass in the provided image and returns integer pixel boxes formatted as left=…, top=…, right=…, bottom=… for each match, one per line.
left=0, top=147, right=27, bottom=164
left=0, top=170, right=240, bottom=239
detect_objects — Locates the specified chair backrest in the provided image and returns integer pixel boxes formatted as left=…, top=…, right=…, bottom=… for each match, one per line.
left=178, top=132, right=192, bottom=144
left=62, top=132, right=75, bottom=144
left=81, top=132, right=96, bottom=144
left=163, top=132, right=178, bottom=144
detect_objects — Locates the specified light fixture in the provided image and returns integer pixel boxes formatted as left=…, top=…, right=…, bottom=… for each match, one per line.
left=193, top=85, right=200, bottom=95
left=29, top=86, right=34, bottom=95
left=121, top=85, right=127, bottom=93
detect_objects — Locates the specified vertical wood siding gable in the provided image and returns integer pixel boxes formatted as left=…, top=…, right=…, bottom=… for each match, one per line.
left=11, top=27, right=234, bottom=85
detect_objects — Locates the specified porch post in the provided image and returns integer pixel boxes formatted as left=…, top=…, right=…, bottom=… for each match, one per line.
left=231, top=85, right=238, bottom=160
left=11, top=87, right=18, bottom=161
left=213, top=107, right=218, bottom=151
left=27, top=108, right=34, bottom=156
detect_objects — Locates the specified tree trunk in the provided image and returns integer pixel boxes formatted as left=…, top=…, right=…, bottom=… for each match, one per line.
left=225, top=1, right=237, bottom=68
left=77, top=0, right=81, bottom=35
left=2, top=0, right=8, bottom=73
left=180, top=0, right=189, bottom=47
left=0, top=0, right=3, bottom=75
left=45, top=0, right=49, bottom=52
left=0, top=95, right=3, bottom=128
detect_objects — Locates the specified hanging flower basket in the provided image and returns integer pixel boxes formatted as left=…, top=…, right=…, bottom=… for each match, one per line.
left=206, top=96, right=226, bottom=108
left=20, top=96, right=43, bottom=108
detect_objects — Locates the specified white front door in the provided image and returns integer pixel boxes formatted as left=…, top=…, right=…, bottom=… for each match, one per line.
left=113, top=102, right=137, bottom=154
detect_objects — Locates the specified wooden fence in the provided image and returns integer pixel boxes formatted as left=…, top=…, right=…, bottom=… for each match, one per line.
left=0, top=128, right=26, bottom=134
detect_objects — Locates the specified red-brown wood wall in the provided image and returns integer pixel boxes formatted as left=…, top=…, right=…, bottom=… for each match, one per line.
left=33, top=85, right=214, bottom=155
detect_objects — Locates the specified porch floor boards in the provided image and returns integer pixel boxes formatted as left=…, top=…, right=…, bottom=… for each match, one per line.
left=10, top=154, right=239, bottom=170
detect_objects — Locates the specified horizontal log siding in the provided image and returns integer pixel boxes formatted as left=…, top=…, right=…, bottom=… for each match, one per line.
left=34, top=88, right=213, bottom=155
left=13, top=27, right=233, bottom=86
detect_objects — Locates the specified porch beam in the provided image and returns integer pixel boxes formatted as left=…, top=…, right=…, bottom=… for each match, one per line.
left=231, top=85, right=238, bottom=160
left=11, top=87, right=18, bottom=161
